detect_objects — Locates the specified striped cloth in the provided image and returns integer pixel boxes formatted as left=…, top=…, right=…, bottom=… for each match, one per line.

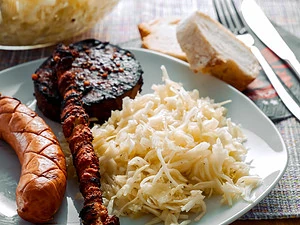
left=0, top=0, right=299, bottom=221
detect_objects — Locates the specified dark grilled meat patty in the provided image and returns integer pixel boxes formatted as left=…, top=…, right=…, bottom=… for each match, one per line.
left=33, top=39, right=144, bottom=123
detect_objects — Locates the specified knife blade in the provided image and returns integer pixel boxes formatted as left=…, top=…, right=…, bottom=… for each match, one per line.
left=241, top=0, right=300, bottom=80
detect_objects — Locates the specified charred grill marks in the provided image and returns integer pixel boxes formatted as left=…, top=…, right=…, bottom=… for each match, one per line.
left=33, top=39, right=144, bottom=124
left=31, top=39, right=143, bottom=224
left=54, top=44, right=119, bottom=225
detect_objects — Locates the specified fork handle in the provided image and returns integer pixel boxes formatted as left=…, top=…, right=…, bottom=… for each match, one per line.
left=250, top=46, right=300, bottom=121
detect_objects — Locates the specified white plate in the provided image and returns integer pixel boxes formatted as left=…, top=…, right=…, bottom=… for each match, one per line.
left=0, top=48, right=288, bottom=225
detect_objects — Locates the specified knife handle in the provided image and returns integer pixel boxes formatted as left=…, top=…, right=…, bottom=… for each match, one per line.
left=287, top=56, right=300, bottom=81
left=250, top=46, right=300, bottom=121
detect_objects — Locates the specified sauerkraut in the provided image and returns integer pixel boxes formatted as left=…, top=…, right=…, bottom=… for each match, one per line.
left=91, top=66, right=261, bottom=225
left=0, top=0, right=119, bottom=46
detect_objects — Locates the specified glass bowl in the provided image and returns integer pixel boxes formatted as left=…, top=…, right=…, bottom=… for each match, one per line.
left=0, top=0, right=119, bottom=50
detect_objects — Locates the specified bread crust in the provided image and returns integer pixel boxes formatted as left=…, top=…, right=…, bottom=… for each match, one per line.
left=138, top=18, right=187, bottom=61
left=177, top=11, right=260, bottom=91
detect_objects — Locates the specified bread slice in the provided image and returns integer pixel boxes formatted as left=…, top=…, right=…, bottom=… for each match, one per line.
left=138, top=18, right=187, bottom=61
left=176, top=11, right=260, bottom=91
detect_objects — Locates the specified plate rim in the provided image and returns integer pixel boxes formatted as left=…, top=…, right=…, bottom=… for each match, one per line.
left=0, top=47, right=288, bottom=225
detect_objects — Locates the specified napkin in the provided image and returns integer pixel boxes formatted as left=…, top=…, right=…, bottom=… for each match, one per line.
left=243, top=23, right=300, bottom=121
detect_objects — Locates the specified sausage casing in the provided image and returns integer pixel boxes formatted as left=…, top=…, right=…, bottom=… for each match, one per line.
left=0, top=96, right=67, bottom=223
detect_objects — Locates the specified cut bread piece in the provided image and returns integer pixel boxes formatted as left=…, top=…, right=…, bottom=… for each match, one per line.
left=138, top=18, right=187, bottom=61
left=176, top=11, right=260, bottom=91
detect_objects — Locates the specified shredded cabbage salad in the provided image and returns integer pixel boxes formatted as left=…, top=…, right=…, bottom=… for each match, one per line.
left=91, top=66, right=261, bottom=225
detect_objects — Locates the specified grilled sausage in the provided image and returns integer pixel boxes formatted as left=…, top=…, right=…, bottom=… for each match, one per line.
left=0, top=96, right=67, bottom=223
left=54, top=44, right=119, bottom=225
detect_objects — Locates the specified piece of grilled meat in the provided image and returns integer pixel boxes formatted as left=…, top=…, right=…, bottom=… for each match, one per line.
left=33, top=39, right=143, bottom=124
left=53, top=44, right=119, bottom=225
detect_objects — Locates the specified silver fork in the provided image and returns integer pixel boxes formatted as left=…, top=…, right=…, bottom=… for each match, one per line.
left=213, top=0, right=300, bottom=121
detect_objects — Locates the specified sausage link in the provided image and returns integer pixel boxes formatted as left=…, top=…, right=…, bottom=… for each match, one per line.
left=0, top=96, right=67, bottom=223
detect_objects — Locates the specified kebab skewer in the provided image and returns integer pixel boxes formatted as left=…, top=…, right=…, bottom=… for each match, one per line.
left=53, top=44, right=119, bottom=225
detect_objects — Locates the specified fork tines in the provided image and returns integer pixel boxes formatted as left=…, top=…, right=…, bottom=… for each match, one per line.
left=213, top=0, right=246, bottom=35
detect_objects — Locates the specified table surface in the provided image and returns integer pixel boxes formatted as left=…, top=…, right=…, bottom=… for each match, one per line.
left=0, top=0, right=299, bottom=225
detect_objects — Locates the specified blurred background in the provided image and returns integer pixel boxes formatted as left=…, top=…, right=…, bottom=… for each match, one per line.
left=1, top=0, right=299, bottom=49
left=87, top=0, right=300, bottom=44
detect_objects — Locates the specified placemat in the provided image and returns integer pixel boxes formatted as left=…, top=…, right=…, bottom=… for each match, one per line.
left=240, top=24, right=300, bottom=220
left=241, top=116, right=300, bottom=220
left=239, top=24, right=300, bottom=220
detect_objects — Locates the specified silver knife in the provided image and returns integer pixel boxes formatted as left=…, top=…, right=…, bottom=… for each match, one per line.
left=241, top=0, right=300, bottom=80
left=250, top=46, right=300, bottom=121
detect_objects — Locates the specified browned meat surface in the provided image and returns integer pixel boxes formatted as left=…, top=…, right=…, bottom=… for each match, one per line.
left=33, top=39, right=143, bottom=124
left=0, top=95, right=67, bottom=223
left=53, top=44, right=119, bottom=225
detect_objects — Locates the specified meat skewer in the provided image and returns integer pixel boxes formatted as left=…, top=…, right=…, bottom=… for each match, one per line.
left=53, top=44, right=119, bottom=225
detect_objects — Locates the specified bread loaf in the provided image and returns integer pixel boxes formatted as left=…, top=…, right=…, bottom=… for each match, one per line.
left=138, top=18, right=187, bottom=61
left=176, top=11, right=260, bottom=91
